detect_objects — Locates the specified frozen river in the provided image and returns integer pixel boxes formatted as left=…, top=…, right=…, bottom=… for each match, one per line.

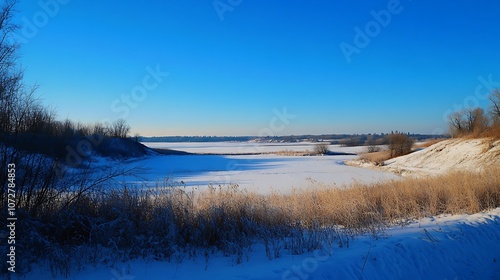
left=116, top=142, right=398, bottom=194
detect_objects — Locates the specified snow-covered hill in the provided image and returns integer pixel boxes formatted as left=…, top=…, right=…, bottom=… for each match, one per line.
left=359, top=138, right=500, bottom=177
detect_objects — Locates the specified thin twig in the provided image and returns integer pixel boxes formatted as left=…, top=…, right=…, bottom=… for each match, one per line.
left=361, top=242, right=372, bottom=275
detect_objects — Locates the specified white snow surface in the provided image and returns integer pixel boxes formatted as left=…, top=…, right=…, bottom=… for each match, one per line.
left=111, top=142, right=397, bottom=194
left=143, top=142, right=369, bottom=155
left=25, top=208, right=500, bottom=279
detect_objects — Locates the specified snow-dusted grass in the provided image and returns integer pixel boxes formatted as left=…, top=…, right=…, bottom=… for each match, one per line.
left=25, top=207, right=500, bottom=279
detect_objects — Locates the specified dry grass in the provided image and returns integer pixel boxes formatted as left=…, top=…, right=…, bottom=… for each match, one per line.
left=360, top=150, right=391, bottom=165
left=267, top=150, right=314, bottom=156
left=280, top=166, right=500, bottom=226
left=415, top=138, right=447, bottom=149
left=459, top=124, right=500, bottom=140
left=197, top=166, right=500, bottom=230
left=360, top=138, right=447, bottom=165
left=478, top=124, right=500, bottom=139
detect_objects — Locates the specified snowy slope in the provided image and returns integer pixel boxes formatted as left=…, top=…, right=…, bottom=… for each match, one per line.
left=24, top=208, right=500, bottom=279
left=381, top=138, right=499, bottom=177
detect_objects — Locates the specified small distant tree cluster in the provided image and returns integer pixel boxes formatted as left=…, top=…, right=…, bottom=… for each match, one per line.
left=448, top=89, right=500, bottom=138
left=339, top=136, right=363, bottom=147
left=340, top=134, right=389, bottom=148
left=365, top=135, right=381, bottom=153
left=448, top=107, right=489, bottom=136
left=387, top=132, right=414, bottom=158
left=313, top=143, right=329, bottom=155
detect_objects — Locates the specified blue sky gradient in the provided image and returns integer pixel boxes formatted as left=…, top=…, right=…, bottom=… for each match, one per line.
left=15, top=0, right=500, bottom=136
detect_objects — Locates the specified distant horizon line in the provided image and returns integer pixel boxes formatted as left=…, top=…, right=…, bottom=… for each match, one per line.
left=140, top=132, right=446, bottom=139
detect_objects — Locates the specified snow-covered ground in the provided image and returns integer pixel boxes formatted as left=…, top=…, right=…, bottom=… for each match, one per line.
left=112, top=142, right=397, bottom=194
left=382, top=138, right=500, bottom=176
left=25, top=208, right=500, bottom=279
left=143, top=141, right=369, bottom=155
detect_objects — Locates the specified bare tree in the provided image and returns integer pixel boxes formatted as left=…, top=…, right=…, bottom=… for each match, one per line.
left=463, top=107, right=489, bottom=134
left=469, top=107, right=489, bottom=134
left=133, top=133, right=140, bottom=142
left=365, top=135, right=380, bottom=153
left=448, top=107, right=489, bottom=136
left=91, top=121, right=108, bottom=136
left=0, top=0, right=22, bottom=200
left=489, top=89, right=500, bottom=125
left=110, top=118, right=130, bottom=138
left=0, top=0, right=21, bottom=135
left=448, top=110, right=466, bottom=137
left=313, top=143, right=329, bottom=155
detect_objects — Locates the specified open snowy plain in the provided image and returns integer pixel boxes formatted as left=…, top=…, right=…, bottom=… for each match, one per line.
left=111, top=142, right=400, bottom=194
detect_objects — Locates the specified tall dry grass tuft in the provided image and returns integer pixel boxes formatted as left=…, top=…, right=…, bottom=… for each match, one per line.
left=190, top=166, right=500, bottom=234
left=360, top=150, right=391, bottom=165
left=415, top=138, right=447, bottom=149
left=478, top=124, right=500, bottom=139
left=277, top=166, right=500, bottom=227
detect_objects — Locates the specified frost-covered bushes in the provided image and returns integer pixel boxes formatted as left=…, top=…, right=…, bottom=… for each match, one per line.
left=1, top=183, right=348, bottom=277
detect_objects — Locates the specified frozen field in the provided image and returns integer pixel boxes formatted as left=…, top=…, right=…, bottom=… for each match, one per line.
left=116, top=142, right=398, bottom=194
left=143, top=141, right=367, bottom=154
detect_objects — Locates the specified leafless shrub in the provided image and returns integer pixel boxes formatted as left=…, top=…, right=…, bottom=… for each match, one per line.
left=110, top=118, right=130, bottom=138
left=313, top=143, right=329, bottom=155
left=448, top=89, right=500, bottom=139
left=489, top=89, right=500, bottom=125
left=365, top=136, right=380, bottom=153
left=339, top=137, right=363, bottom=147
left=387, top=133, right=414, bottom=158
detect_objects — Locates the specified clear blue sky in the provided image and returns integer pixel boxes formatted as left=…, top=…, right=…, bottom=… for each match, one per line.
left=14, top=0, right=500, bottom=136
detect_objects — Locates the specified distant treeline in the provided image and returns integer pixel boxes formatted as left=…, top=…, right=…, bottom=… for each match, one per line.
left=335, top=133, right=443, bottom=147
left=141, top=133, right=444, bottom=144
left=140, top=136, right=256, bottom=142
